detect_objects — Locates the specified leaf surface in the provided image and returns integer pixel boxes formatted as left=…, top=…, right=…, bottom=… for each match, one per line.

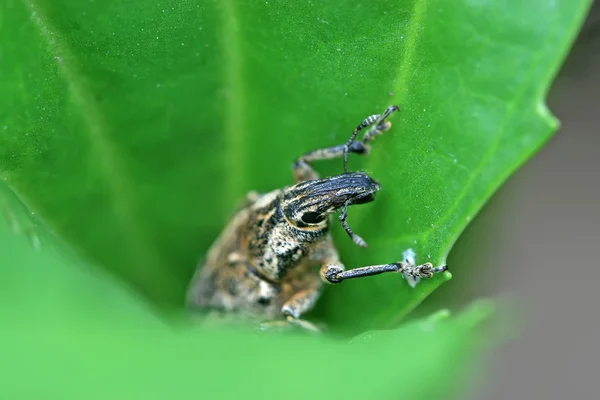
left=0, top=0, right=591, bottom=333
left=0, top=200, right=492, bottom=398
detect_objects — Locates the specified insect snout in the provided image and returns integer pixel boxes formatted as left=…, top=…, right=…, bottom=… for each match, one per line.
left=319, top=172, right=380, bottom=212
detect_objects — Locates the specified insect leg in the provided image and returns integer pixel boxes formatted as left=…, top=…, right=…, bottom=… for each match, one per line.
left=343, top=105, right=400, bottom=173
left=259, top=275, right=323, bottom=333
left=322, top=260, right=447, bottom=284
left=281, top=285, right=322, bottom=320
left=292, top=105, right=399, bottom=182
left=292, top=142, right=368, bottom=182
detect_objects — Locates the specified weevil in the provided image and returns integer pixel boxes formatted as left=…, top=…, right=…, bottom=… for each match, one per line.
left=186, top=105, right=447, bottom=331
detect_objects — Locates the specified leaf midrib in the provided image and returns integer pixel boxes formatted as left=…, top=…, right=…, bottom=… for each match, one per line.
left=373, top=6, right=587, bottom=329
left=220, top=0, right=246, bottom=207
left=365, top=0, right=563, bottom=260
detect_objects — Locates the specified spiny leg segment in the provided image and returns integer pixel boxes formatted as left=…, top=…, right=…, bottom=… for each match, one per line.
left=292, top=142, right=369, bottom=182
left=343, top=105, right=400, bottom=173
left=292, top=105, right=400, bottom=182
left=323, top=259, right=447, bottom=284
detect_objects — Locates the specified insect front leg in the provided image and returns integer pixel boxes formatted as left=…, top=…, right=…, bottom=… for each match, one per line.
left=321, top=259, right=448, bottom=285
left=342, top=105, right=399, bottom=173
left=292, top=105, right=400, bottom=182
left=292, top=142, right=368, bottom=182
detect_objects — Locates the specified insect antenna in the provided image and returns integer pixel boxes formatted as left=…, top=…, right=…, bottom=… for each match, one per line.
left=339, top=200, right=367, bottom=247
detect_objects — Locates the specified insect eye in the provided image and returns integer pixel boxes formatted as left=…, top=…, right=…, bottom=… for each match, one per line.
left=301, top=212, right=325, bottom=224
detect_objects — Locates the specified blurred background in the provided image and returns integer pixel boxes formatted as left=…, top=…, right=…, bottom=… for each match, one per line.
left=423, top=2, right=600, bottom=398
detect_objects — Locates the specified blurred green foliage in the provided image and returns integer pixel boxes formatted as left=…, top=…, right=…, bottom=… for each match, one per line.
left=0, top=188, right=493, bottom=397
left=0, top=0, right=591, bottom=397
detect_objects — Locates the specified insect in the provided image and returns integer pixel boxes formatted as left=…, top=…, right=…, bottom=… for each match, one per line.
left=186, top=105, right=447, bottom=331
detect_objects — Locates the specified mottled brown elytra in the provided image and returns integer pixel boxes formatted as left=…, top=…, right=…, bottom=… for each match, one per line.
left=186, top=106, right=447, bottom=331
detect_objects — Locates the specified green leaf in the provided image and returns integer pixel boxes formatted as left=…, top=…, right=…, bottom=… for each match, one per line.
left=0, top=0, right=591, bottom=335
left=0, top=210, right=493, bottom=398
left=0, top=183, right=164, bottom=328
left=0, top=181, right=493, bottom=399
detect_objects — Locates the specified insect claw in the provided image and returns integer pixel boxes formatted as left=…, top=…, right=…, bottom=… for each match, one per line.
left=398, top=261, right=448, bottom=284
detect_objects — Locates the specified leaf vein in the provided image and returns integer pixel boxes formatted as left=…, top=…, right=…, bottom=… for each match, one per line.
left=220, top=0, right=245, bottom=206
left=23, top=0, right=173, bottom=284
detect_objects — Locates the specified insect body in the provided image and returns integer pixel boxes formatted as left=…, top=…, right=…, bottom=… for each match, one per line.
left=186, top=106, right=447, bottom=330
